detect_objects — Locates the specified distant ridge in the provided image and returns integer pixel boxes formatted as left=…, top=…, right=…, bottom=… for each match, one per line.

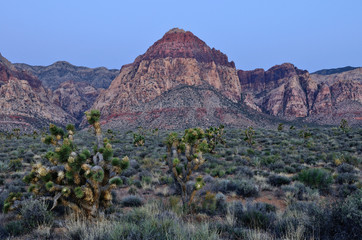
left=312, top=66, right=359, bottom=75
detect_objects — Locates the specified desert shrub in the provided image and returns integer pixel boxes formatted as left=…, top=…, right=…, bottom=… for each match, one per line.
left=200, top=192, right=216, bottom=214
left=121, top=195, right=144, bottom=207
left=4, top=220, right=23, bottom=237
left=337, top=163, right=356, bottom=173
left=281, top=182, right=318, bottom=201
left=215, top=179, right=259, bottom=198
left=337, top=184, right=358, bottom=198
left=326, top=190, right=362, bottom=240
left=268, top=175, right=291, bottom=186
left=269, top=160, right=285, bottom=172
left=20, top=199, right=53, bottom=229
left=159, top=175, right=174, bottom=185
left=297, top=168, right=333, bottom=191
left=7, top=158, right=22, bottom=171
left=215, top=193, right=227, bottom=215
left=274, top=208, right=312, bottom=239
left=236, top=166, right=253, bottom=178
left=65, top=202, right=219, bottom=240
left=236, top=202, right=276, bottom=230
left=284, top=165, right=296, bottom=173
left=335, top=173, right=358, bottom=184
left=23, top=150, right=35, bottom=163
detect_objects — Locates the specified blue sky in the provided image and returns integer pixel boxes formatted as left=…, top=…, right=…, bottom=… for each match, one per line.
left=1, top=0, right=361, bottom=72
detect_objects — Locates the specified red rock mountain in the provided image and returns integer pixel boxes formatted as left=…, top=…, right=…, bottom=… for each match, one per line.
left=91, top=28, right=246, bottom=128
left=238, top=64, right=362, bottom=125
left=0, top=53, right=75, bottom=131
left=2, top=29, right=361, bottom=130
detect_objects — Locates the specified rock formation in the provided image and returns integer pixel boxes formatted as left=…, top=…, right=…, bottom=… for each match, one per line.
left=0, top=53, right=75, bottom=131
left=14, top=60, right=118, bottom=121
left=238, top=64, right=362, bottom=124
left=91, top=28, right=245, bottom=128
left=52, top=81, right=100, bottom=120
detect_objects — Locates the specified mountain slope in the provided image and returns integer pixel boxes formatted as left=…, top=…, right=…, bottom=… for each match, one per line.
left=0, top=53, right=75, bottom=131
left=14, top=61, right=119, bottom=121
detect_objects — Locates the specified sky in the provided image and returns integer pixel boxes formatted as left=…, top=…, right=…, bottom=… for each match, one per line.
left=1, top=0, right=361, bottom=72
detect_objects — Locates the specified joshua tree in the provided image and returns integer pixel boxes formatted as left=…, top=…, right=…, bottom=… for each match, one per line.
left=133, top=126, right=146, bottom=147
left=205, top=125, right=225, bottom=153
left=299, top=125, right=312, bottom=142
left=165, top=126, right=224, bottom=209
left=340, top=118, right=349, bottom=133
left=22, top=110, right=129, bottom=217
left=244, top=126, right=255, bottom=146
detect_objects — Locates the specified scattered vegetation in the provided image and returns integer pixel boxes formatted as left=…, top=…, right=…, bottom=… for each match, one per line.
left=0, top=123, right=361, bottom=239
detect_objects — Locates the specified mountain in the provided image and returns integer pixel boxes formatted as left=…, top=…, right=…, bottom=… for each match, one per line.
left=90, top=28, right=247, bottom=128
left=238, top=64, right=362, bottom=125
left=312, top=66, right=359, bottom=75
left=14, top=61, right=119, bottom=121
left=0, top=53, right=75, bottom=131
left=14, top=61, right=118, bottom=90
left=2, top=29, right=361, bottom=130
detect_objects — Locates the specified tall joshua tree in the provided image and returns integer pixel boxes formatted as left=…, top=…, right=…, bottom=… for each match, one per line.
left=23, top=110, right=129, bottom=217
left=165, top=126, right=224, bottom=209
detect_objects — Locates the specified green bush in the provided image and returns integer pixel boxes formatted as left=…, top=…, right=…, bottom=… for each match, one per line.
left=297, top=168, right=333, bottom=191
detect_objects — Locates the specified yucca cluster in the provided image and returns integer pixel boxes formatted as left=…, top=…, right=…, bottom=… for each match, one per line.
left=22, top=110, right=129, bottom=217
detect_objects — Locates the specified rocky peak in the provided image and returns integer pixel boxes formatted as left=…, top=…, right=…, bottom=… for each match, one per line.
left=133, top=28, right=235, bottom=68
left=91, top=28, right=242, bottom=126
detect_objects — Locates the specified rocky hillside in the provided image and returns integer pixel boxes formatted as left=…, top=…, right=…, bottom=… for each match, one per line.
left=238, top=64, right=362, bottom=125
left=15, top=60, right=119, bottom=121
left=91, top=28, right=246, bottom=128
left=0, top=53, right=75, bottom=131
left=15, top=61, right=118, bottom=90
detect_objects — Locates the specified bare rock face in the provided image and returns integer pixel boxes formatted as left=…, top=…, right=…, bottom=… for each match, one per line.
left=239, top=63, right=362, bottom=125
left=52, top=81, right=100, bottom=120
left=238, top=63, right=318, bottom=118
left=92, top=28, right=242, bottom=126
left=0, top=53, right=75, bottom=131
left=310, top=69, right=362, bottom=124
